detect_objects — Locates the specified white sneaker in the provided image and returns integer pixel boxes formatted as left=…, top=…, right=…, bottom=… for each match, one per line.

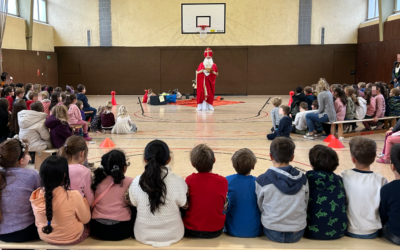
left=202, top=101, right=208, bottom=111
left=196, top=104, right=202, bottom=111
left=207, top=104, right=214, bottom=111
left=303, top=134, right=315, bottom=140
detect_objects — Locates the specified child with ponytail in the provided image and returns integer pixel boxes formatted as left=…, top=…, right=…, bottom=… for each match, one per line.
left=91, top=149, right=135, bottom=241
left=64, top=93, right=92, bottom=141
left=0, top=137, right=40, bottom=242
left=30, top=155, right=91, bottom=245
left=58, top=135, right=94, bottom=206
left=128, top=140, right=188, bottom=247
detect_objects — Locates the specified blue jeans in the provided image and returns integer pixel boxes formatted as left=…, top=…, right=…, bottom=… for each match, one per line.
left=263, top=227, right=305, bottom=243
left=305, top=113, right=329, bottom=133
left=83, top=106, right=97, bottom=121
left=346, top=230, right=379, bottom=239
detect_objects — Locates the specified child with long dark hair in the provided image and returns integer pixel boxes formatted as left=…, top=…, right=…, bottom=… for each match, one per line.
left=91, top=149, right=135, bottom=241
left=9, top=99, right=27, bottom=138
left=24, top=83, right=32, bottom=100
left=128, top=140, right=187, bottom=247
left=333, top=87, right=347, bottom=121
left=58, top=135, right=94, bottom=205
left=30, top=155, right=91, bottom=245
left=49, top=92, right=60, bottom=114
left=0, top=138, right=40, bottom=242
left=362, top=88, right=377, bottom=131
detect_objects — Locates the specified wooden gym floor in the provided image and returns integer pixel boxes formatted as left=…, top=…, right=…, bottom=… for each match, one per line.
left=83, top=95, right=394, bottom=182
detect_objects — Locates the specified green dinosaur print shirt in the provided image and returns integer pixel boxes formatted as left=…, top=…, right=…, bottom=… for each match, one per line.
left=304, top=170, right=348, bottom=240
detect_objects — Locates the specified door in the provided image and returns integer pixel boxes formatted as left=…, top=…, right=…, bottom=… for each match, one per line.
left=333, top=51, right=357, bottom=84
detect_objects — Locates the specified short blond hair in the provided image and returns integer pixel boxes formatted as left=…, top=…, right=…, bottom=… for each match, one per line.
left=105, top=101, right=112, bottom=109
left=272, top=97, right=282, bottom=107
left=40, top=91, right=49, bottom=99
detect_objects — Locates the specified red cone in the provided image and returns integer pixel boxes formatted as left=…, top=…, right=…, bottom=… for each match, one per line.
left=111, top=91, right=117, bottom=105
left=100, top=138, right=115, bottom=148
left=327, top=138, right=345, bottom=149
left=324, top=134, right=336, bottom=143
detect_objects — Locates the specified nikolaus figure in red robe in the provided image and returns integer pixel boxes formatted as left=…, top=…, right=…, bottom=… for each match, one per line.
left=196, top=47, right=218, bottom=111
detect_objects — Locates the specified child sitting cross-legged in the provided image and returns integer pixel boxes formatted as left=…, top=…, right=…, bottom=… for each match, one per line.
left=183, top=144, right=228, bottom=239
left=267, top=105, right=292, bottom=140
left=380, top=144, right=400, bottom=246
left=30, top=156, right=91, bottom=245
left=340, top=137, right=388, bottom=239
left=270, top=97, right=282, bottom=132
left=91, top=149, right=135, bottom=241
left=128, top=140, right=188, bottom=247
left=0, top=138, right=40, bottom=243
left=292, top=102, right=309, bottom=135
left=112, top=105, right=137, bottom=134
left=58, top=135, right=94, bottom=206
left=91, top=106, right=105, bottom=133
left=224, top=149, right=262, bottom=238
left=304, top=145, right=348, bottom=240
left=256, top=137, right=308, bottom=243
left=101, top=101, right=115, bottom=132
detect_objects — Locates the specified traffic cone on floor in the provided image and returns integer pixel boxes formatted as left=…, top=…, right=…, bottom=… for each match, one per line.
left=327, top=138, right=345, bottom=149
left=323, top=134, right=336, bottom=143
left=100, top=138, right=115, bottom=148
left=111, top=91, right=117, bottom=105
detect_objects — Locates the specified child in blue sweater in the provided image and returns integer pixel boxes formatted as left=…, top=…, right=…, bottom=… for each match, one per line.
left=380, top=144, right=400, bottom=246
left=305, top=145, right=347, bottom=240
left=225, top=148, right=262, bottom=238
left=76, top=84, right=96, bottom=121
left=267, top=105, right=292, bottom=140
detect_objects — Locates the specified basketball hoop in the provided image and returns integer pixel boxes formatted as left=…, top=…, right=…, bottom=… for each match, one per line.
left=198, top=25, right=209, bottom=39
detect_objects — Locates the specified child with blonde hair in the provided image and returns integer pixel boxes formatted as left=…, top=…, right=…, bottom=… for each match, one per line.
left=101, top=101, right=115, bottom=132
left=112, top=105, right=137, bottom=134
left=45, top=105, right=73, bottom=148
left=270, top=97, right=282, bottom=132
left=40, top=91, right=51, bottom=116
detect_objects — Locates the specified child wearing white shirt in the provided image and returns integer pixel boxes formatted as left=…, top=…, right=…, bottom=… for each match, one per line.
left=111, top=105, right=137, bottom=134
left=292, top=102, right=310, bottom=135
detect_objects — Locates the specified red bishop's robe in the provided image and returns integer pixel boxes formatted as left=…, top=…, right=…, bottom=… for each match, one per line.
left=196, top=62, right=218, bottom=105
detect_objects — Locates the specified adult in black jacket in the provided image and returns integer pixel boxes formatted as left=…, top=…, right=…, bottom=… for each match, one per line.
left=291, top=86, right=306, bottom=119
left=391, top=55, right=400, bottom=88
left=0, top=98, right=10, bottom=144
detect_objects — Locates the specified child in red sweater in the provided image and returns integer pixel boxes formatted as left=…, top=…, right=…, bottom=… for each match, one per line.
left=2, top=87, right=13, bottom=111
left=183, top=144, right=228, bottom=239
left=26, top=92, right=38, bottom=110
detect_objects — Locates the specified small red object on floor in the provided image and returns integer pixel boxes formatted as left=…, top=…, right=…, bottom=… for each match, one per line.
left=216, top=96, right=221, bottom=101
left=327, top=138, right=345, bottom=149
left=111, top=91, right=117, bottom=105
left=323, top=134, right=336, bottom=143
left=100, top=138, right=115, bottom=148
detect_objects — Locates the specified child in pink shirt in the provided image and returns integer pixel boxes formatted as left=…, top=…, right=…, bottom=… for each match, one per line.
left=333, top=88, right=347, bottom=121
left=90, top=149, right=135, bottom=241
left=58, top=135, right=94, bottom=206
left=40, top=91, right=51, bottom=117
left=64, top=93, right=92, bottom=141
left=30, top=155, right=91, bottom=245
left=362, top=88, right=378, bottom=131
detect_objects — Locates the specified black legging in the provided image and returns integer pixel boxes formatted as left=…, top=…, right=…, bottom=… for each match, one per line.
left=0, top=223, right=39, bottom=243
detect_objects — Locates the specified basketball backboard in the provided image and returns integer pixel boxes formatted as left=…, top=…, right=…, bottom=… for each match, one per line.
left=181, top=3, right=226, bottom=34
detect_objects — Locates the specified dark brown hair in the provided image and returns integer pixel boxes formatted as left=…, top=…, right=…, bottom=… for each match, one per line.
left=63, top=93, right=76, bottom=108
left=364, top=88, right=373, bottom=105
left=270, top=137, right=295, bottom=164
left=349, top=137, right=376, bottom=166
left=304, top=86, right=312, bottom=94
left=54, top=87, right=62, bottom=93
left=0, top=98, right=9, bottom=111
left=77, top=84, right=85, bottom=93
left=300, top=102, right=308, bottom=110
left=31, top=101, right=44, bottom=112
left=312, top=100, right=319, bottom=108
left=190, top=144, right=215, bottom=173
left=0, top=139, right=29, bottom=223
left=309, top=145, right=339, bottom=172
left=15, top=88, right=24, bottom=97
left=9, top=99, right=27, bottom=134
left=231, top=148, right=257, bottom=175
left=28, top=91, right=38, bottom=100
left=280, top=105, right=290, bottom=116
left=57, top=135, right=88, bottom=162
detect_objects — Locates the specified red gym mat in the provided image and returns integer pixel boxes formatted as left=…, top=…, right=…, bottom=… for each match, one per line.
left=169, top=99, right=244, bottom=107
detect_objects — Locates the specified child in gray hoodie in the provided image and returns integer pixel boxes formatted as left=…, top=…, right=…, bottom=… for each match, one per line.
left=256, top=137, right=309, bottom=243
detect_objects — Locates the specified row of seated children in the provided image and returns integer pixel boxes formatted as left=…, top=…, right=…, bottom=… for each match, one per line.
left=0, top=136, right=399, bottom=246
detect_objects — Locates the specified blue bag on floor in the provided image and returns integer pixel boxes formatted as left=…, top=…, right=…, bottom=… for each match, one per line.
left=166, top=94, right=177, bottom=103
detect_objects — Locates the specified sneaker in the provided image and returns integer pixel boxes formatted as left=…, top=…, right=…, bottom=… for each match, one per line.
left=376, top=158, right=390, bottom=164
left=377, top=153, right=385, bottom=159
left=304, top=134, right=315, bottom=140
left=314, top=133, right=321, bottom=138
left=83, top=133, right=92, bottom=141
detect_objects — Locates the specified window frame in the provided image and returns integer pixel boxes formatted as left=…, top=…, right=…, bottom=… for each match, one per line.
left=33, top=0, right=48, bottom=24
left=396, top=0, right=400, bottom=13
left=367, top=0, right=379, bottom=20
left=7, top=0, right=19, bottom=17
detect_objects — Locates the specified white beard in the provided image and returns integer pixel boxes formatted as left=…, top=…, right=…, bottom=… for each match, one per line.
left=203, top=58, right=214, bottom=69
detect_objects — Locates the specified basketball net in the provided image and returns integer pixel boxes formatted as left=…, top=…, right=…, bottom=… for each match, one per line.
left=198, top=25, right=208, bottom=39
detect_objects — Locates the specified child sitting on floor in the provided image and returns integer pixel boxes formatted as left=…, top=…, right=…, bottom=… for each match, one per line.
left=292, top=102, right=309, bottom=135
left=183, top=144, right=228, bottom=239
left=305, top=145, right=347, bottom=240
left=30, top=156, right=91, bottom=245
left=256, top=137, right=308, bottom=243
left=101, top=101, right=115, bottom=131
left=267, top=105, right=292, bottom=140
left=58, top=135, right=94, bottom=206
left=340, top=137, right=388, bottom=239
left=304, top=86, right=316, bottom=110
left=91, top=149, right=135, bottom=241
left=380, top=144, right=400, bottom=246
left=270, top=97, right=282, bottom=132
left=91, top=106, right=105, bottom=133
left=112, top=105, right=137, bottom=134
left=0, top=138, right=40, bottom=243
left=387, top=88, right=400, bottom=117
left=129, top=140, right=187, bottom=247
left=225, top=148, right=262, bottom=238
left=291, top=86, right=306, bottom=119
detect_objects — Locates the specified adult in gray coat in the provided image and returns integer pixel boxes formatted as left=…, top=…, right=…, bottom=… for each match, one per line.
left=391, top=55, right=400, bottom=89
left=304, top=79, right=337, bottom=140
